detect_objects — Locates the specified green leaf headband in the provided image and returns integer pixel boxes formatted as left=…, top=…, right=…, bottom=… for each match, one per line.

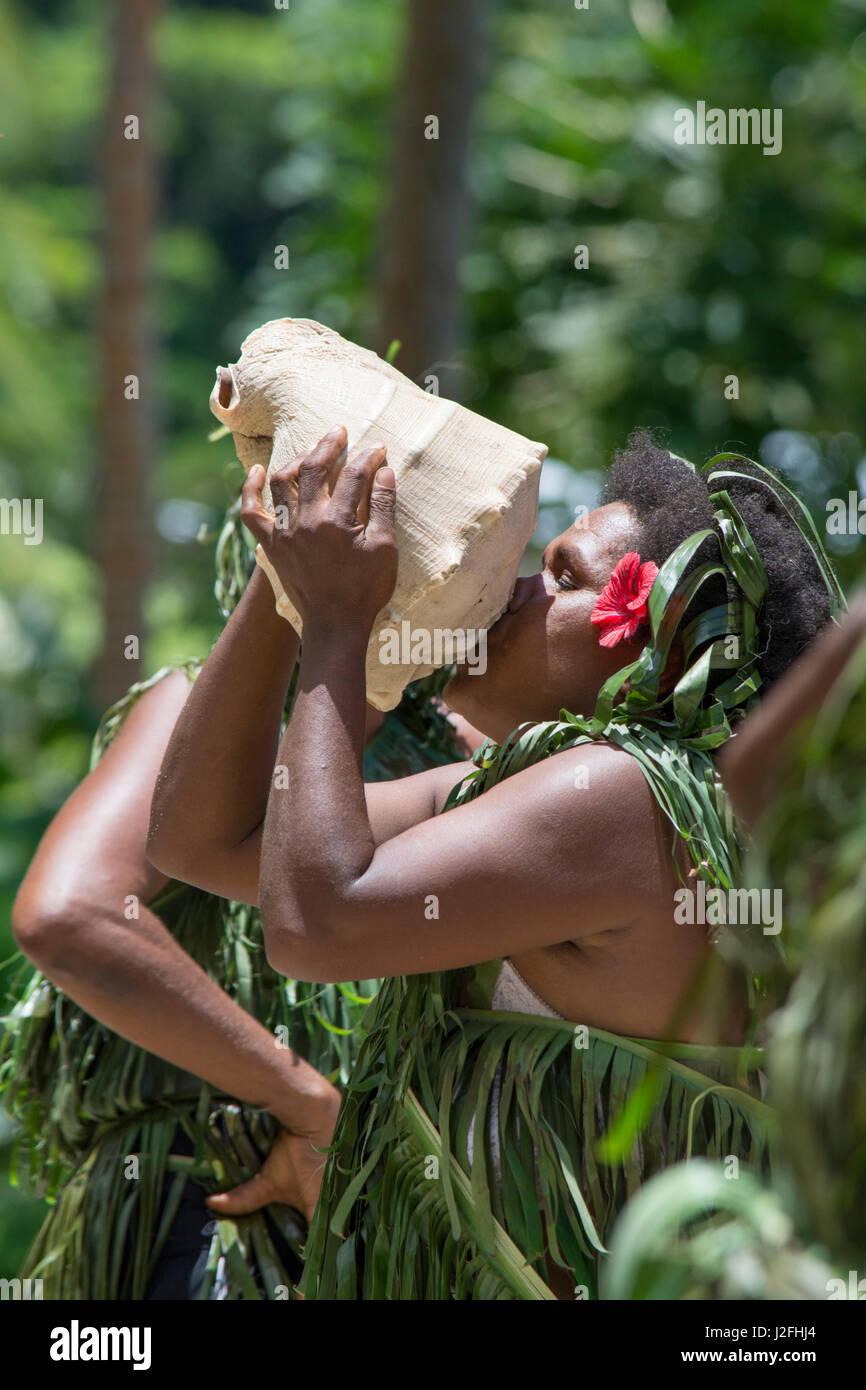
left=588, top=452, right=847, bottom=752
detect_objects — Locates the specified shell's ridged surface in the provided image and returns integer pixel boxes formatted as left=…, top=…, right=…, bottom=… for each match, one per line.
left=210, top=318, right=546, bottom=710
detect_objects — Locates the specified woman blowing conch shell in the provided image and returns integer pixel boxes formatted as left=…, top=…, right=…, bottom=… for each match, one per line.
left=151, top=324, right=843, bottom=1297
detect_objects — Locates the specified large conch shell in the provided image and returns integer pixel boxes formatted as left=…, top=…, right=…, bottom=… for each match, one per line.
left=209, top=318, right=546, bottom=710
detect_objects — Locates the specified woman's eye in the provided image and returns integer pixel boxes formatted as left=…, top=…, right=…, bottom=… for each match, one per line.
left=555, top=573, right=577, bottom=592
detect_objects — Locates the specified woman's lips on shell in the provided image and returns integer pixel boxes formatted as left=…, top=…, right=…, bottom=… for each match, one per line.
left=491, top=581, right=519, bottom=629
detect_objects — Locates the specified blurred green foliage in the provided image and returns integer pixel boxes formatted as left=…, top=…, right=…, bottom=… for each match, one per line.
left=1, top=0, right=865, bottom=1275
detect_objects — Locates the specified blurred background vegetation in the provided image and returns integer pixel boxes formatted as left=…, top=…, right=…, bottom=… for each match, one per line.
left=1, top=0, right=865, bottom=1273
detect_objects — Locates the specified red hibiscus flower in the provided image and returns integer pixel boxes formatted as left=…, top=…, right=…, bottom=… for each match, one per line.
left=590, top=551, right=659, bottom=648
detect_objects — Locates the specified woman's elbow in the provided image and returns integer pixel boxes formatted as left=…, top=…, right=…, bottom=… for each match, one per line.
left=145, top=824, right=180, bottom=880
left=261, top=921, right=312, bottom=979
left=261, top=900, right=343, bottom=982
left=146, top=790, right=177, bottom=874
left=146, top=763, right=201, bottom=875
left=146, top=795, right=198, bottom=881
left=11, top=888, right=85, bottom=973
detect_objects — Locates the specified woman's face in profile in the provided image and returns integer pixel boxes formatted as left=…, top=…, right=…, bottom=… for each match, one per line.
left=445, top=501, right=648, bottom=741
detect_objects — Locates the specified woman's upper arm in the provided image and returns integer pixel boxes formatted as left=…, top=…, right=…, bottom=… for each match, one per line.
left=147, top=756, right=475, bottom=907
left=264, top=743, right=658, bottom=981
left=364, top=759, right=475, bottom=844
left=12, top=671, right=191, bottom=945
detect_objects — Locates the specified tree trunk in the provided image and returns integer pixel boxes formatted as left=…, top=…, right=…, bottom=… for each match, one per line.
left=92, top=0, right=161, bottom=710
left=378, top=0, right=488, bottom=398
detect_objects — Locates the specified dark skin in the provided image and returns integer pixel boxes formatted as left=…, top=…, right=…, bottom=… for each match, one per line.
left=151, top=427, right=747, bottom=1043
left=11, top=673, right=340, bottom=1223
left=13, top=601, right=481, bottom=1221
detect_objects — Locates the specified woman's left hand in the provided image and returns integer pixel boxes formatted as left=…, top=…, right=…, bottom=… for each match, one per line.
left=240, top=425, right=398, bottom=633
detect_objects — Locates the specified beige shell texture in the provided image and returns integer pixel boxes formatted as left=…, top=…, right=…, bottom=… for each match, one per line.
left=209, top=318, right=546, bottom=710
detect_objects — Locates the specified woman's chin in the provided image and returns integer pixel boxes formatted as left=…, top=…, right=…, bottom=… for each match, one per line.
left=444, top=669, right=520, bottom=746
left=443, top=665, right=487, bottom=718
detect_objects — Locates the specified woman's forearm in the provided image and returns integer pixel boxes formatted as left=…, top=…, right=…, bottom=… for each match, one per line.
left=149, top=565, right=298, bottom=880
left=260, top=624, right=374, bottom=968
left=24, top=897, right=336, bottom=1133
